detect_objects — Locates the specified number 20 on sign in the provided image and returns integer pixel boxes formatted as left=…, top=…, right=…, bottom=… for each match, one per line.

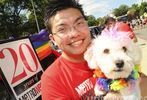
left=0, top=39, right=42, bottom=85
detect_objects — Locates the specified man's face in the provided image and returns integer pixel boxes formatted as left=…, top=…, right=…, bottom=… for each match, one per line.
left=49, top=8, right=91, bottom=58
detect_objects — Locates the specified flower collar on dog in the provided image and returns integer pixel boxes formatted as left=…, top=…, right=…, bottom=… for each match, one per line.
left=93, top=65, right=140, bottom=92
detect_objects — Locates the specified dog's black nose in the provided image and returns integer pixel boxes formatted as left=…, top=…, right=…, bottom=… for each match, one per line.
left=115, top=60, right=124, bottom=68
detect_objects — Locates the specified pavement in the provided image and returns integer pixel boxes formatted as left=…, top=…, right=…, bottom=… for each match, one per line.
left=137, top=37, right=147, bottom=97
left=137, top=38, right=147, bottom=76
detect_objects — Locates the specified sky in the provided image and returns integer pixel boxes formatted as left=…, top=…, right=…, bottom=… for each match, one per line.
left=78, top=0, right=147, bottom=18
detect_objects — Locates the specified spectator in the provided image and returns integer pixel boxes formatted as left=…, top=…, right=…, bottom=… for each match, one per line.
left=131, top=19, right=136, bottom=29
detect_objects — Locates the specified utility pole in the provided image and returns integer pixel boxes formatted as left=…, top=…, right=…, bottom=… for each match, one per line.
left=31, top=0, right=40, bottom=33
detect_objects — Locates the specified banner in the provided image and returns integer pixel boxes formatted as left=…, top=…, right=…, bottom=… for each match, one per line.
left=0, top=37, right=44, bottom=100
left=30, top=31, right=60, bottom=70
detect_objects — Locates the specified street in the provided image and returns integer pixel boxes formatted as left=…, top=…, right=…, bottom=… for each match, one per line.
left=134, top=27, right=147, bottom=40
left=134, top=27, right=147, bottom=97
left=134, top=27, right=147, bottom=75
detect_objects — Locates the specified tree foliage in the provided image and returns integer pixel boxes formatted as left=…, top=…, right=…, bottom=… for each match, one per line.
left=0, top=1, right=147, bottom=40
left=139, top=2, right=147, bottom=16
left=0, top=0, right=28, bottom=39
left=127, top=4, right=139, bottom=19
left=0, top=0, right=48, bottom=40
left=87, top=15, right=97, bottom=26
left=113, top=5, right=129, bottom=17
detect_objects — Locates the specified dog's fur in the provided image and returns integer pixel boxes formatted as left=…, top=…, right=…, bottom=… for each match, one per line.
left=84, top=31, right=142, bottom=100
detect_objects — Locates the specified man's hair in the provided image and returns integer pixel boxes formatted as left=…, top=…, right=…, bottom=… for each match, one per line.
left=44, top=0, right=86, bottom=34
left=104, top=17, right=116, bottom=25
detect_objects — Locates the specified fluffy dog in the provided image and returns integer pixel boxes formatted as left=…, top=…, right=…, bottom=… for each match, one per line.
left=84, top=30, right=142, bottom=100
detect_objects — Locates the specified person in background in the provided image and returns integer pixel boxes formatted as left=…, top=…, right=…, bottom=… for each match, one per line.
left=102, top=17, right=138, bottom=42
left=41, top=0, right=96, bottom=99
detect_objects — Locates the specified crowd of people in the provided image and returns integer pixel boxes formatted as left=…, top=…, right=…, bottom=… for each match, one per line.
left=130, top=16, right=147, bottom=30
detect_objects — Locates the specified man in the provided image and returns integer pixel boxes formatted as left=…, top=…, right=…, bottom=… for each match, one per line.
left=41, top=0, right=96, bottom=99
left=103, top=17, right=138, bottom=42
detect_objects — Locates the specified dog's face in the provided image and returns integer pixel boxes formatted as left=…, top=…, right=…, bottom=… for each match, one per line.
left=84, top=35, right=141, bottom=79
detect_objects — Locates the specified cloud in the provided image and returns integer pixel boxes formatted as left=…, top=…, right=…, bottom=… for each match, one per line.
left=79, top=0, right=147, bottom=18
left=79, top=0, right=111, bottom=18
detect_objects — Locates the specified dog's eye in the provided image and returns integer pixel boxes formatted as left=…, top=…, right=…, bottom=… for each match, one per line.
left=104, top=49, right=109, bottom=54
left=122, top=46, right=127, bottom=52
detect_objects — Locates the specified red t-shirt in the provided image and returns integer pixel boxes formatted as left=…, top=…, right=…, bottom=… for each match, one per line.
left=41, top=56, right=96, bottom=100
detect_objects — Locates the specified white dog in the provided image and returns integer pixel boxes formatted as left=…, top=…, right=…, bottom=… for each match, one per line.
left=84, top=30, right=142, bottom=100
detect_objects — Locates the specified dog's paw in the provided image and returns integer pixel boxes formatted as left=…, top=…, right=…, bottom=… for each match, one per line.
left=94, top=84, right=107, bottom=96
left=95, top=89, right=107, bottom=96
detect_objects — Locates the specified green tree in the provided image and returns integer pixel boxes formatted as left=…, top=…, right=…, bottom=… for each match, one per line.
left=126, top=4, right=138, bottom=21
left=87, top=15, right=97, bottom=26
left=23, top=0, right=48, bottom=34
left=127, top=4, right=140, bottom=19
left=0, top=0, right=29, bottom=39
left=113, top=5, right=129, bottom=17
left=0, top=0, right=48, bottom=40
left=139, top=2, right=147, bottom=16
left=96, top=17, right=106, bottom=26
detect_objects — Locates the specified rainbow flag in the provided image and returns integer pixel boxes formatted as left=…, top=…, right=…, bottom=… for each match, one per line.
left=30, top=31, right=59, bottom=70
left=30, top=31, right=52, bottom=60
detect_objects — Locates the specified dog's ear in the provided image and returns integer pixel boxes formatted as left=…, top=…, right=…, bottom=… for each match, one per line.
left=84, top=43, right=98, bottom=69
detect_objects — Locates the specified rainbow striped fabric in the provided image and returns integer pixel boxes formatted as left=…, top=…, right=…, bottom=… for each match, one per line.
left=30, top=31, right=52, bottom=60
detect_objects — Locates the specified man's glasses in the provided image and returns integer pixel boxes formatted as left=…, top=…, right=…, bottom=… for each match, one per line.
left=53, top=17, right=88, bottom=38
